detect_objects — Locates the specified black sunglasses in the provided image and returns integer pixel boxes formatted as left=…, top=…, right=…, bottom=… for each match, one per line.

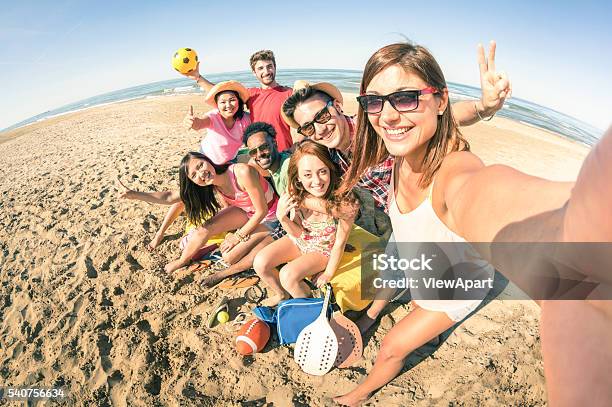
left=297, top=100, right=333, bottom=137
left=248, top=142, right=272, bottom=157
left=356, top=87, right=438, bottom=114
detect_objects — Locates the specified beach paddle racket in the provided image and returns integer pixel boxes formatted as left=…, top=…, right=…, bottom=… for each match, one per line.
left=293, top=284, right=338, bottom=376
left=330, top=310, right=363, bottom=368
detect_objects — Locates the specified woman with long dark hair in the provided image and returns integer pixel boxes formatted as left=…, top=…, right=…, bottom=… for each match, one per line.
left=119, top=151, right=279, bottom=273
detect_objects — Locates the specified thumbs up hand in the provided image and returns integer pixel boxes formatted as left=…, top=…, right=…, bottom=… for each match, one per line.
left=183, top=105, right=198, bottom=130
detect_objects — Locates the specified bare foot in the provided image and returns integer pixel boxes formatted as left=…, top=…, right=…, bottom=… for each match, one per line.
left=165, top=258, right=187, bottom=273
left=333, top=390, right=369, bottom=406
left=355, top=314, right=377, bottom=336
left=261, top=293, right=288, bottom=307
left=147, top=233, right=165, bottom=252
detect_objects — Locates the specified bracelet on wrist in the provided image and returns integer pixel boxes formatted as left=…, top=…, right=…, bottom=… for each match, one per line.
left=474, top=102, right=495, bottom=122
left=235, top=231, right=250, bottom=243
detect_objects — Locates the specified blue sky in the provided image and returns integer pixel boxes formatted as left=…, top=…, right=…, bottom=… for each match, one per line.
left=1, top=0, right=611, bottom=131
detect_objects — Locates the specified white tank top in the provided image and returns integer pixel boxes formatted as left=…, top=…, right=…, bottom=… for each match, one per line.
left=388, top=160, right=493, bottom=317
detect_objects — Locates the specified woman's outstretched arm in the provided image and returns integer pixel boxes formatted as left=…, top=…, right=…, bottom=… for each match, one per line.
left=117, top=178, right=181, bottom=205
left=439, top=128, right=612, bottom=293
left=440, top=128, right=612, bottom=405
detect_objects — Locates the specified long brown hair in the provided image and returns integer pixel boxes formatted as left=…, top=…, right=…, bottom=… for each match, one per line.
left=288, top=140, right=358, bottom=215
left=343, top=42, right=469, bottom=191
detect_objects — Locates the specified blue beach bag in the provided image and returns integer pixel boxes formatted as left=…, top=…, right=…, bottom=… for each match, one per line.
left=253, top=297, right=333, bottom=345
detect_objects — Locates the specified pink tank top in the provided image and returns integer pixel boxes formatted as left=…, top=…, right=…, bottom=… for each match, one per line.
left=219, top=164, right=278, bottom=221
left=200, top=111, right=251, bottom=165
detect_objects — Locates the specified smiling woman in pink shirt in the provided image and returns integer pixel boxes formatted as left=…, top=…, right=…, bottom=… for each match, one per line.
left=183, top=80, right=252, bottom=165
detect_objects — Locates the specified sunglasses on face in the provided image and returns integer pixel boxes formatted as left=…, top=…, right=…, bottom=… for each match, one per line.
left=248, top=142, right=272, bottom=157
left=356, top=87, right=439, bottom=114
left=297, top=100, right=334, bottom=137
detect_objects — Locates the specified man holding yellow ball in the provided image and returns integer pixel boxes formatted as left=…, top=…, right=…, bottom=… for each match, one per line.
left=181, top=50, right=295, bottom=152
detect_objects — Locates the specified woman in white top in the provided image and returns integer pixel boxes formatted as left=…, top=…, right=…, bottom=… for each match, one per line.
left=335, top=42, right=612, bottom=406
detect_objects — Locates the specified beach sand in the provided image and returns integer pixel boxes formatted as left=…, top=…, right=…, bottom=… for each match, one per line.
left=0, top=93, right=589, bottom=405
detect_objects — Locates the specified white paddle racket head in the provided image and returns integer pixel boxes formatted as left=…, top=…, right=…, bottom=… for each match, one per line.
left=294, top=322, right=338, bottom=375
left=293, top=285, right=339, bottom=375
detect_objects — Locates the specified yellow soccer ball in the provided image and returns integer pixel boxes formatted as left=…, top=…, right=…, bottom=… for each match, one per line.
left=172, top=48, right=198, bottom=74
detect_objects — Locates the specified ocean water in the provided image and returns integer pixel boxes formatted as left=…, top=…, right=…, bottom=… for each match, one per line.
left=4, top=69, right=602, bottom=146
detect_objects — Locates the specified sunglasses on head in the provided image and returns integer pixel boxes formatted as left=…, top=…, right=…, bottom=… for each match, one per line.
left=248, top=142, right=272, bottom=157
left=297, top=100, right=334, bottom=137
left=356, top=87, right=439, bottom=114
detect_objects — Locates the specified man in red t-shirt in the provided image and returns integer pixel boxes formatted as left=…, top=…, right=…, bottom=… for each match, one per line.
left=182, top=50, right=294, bottom=152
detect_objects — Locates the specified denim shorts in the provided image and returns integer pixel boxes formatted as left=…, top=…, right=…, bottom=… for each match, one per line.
left=264, top=219, right=287, bottom=241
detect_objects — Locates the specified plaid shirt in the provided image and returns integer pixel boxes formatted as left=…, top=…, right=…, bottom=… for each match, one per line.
left=329, top=116, right=394, bottom=213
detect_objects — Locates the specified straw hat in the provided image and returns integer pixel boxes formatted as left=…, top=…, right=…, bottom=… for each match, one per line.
left=204, top=80, right=250, bottom=107
left=281, top=80, right=344, bottom=128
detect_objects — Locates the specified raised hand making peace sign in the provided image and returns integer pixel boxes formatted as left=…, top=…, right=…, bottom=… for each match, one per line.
left=477, top=41, right=512, bottom=117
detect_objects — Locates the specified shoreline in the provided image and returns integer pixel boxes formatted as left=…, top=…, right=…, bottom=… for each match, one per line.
left=2, top=89, right=600, bottom=150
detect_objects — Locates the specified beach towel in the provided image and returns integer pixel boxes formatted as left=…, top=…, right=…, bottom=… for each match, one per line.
left=329, top=226, right=380, bottom=312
